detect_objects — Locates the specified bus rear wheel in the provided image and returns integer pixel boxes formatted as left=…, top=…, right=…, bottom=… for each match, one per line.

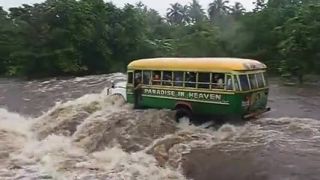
left=175, top=107, right=192, bottom=123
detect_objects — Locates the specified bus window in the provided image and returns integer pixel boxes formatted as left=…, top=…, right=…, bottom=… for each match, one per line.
left=256, top=73, right=264, bottom=88
left=234, top=75, right=240, bottom=91
left=263, top=72, right=268, bottom=86
left=128, top=72, right=133, bottom=84
left=249, top=74, right=258, bottom=89
left=185, top=72, right=196, bottom=88
left=239, top=75, right=250, bottom=91
left=198, top=73, right=210, bottom=89
left=134, top=70, right=142, bottom=82
left=226, top=75, right=233, bottom=90
left=212, top=73, right=224, bottom=89
left=173, top=72, right=184, bottom=87
left=163, top=71, right=173, bottom=86
left=143, top=71, right=151, bottom=85
left=152, top=71, right=161, bottom=85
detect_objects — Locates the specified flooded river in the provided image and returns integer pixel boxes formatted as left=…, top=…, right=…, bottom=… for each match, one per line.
left=0, top=73, right=320, bottom=180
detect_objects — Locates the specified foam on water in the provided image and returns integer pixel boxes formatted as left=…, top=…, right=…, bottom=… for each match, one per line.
left=0, top=109, right=33, bottom=169
left=1, top=81, right=320, bottom=179
left=0, top=86, right=186, bottom=179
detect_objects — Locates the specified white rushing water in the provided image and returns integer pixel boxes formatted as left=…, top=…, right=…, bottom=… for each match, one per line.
left=0, top=89, right=187, bottom=180
left=1, top=74, right=320, bottom=180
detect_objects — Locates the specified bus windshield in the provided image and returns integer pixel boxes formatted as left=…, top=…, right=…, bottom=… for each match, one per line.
left=239, top=72, right=267, bottom=91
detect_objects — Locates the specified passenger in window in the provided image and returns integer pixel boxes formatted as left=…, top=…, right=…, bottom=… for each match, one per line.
left=212, top=74, right=224, bottom=89
left=134, top=73, right=142, bottom=82
left=226, top=77, right=233, bottom=90
left=164, top=73, right=172, bottom=86
left=153, top=74, right=161, bottom=85
left=174, top=73, right=183, bottom=86
left=186, top=72, right=196, bottom=87
left=174, top=75, right=183, bottom=86
left=234, top=78, right=240, bottom=91
left=143, top=74, right=151, bottom=85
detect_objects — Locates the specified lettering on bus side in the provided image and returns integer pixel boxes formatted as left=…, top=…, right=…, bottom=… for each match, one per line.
left=143, top=88, right=224, bottom=103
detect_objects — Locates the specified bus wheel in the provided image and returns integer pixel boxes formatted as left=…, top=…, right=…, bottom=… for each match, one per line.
left=109, top=94, right=125, bottom=105
left=175, top=107, right=192, bottom=123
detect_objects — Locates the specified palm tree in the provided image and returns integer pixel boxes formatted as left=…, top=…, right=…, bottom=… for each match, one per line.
left=208, top=0, right=230, bottom=22
left=187, top=0, right=206, bottom=23
left=166, top=3, right=186, bottom=25
left=253, top=0, right=267, bottom=12
left=231, top=2, right=246, bottom=17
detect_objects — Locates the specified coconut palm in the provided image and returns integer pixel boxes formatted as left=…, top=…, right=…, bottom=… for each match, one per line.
left=166, top=3, right=186, bottom=25
left=230, top=2, right=246, bottom=17
left=208, top=0, right=230, bottom=21
left=187, top=0, right=206, bottom=23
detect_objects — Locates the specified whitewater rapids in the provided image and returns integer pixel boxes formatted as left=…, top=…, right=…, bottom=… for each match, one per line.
left=0, top=74, right=320, bottom=180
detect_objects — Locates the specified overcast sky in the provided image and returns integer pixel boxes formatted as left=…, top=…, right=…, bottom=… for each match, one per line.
left=0, top=0, right=255, bottom=15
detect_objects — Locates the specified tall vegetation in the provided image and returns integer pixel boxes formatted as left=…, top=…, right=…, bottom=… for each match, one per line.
left=0, top=0, right=319, bottom=79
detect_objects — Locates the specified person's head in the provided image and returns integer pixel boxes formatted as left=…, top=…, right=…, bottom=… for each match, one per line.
left=155, top=74, right=159, bottom=79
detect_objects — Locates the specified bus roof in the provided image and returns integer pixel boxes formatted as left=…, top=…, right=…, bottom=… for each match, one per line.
left=127, top=57, right=267, bottom=72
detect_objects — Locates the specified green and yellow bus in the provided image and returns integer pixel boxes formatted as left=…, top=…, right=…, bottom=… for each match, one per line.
left=108, top=57, right=270, bottom=121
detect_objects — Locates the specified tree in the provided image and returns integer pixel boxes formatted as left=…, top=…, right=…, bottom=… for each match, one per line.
left=253, top=0, right=267, bottom=12
left=166, top=3, right=188, bottom=25
left=187, top=0, right=206, bottom=23
left=208, top=0, right=230, bottom=22
left=278, top=4, right=320, bottom=83
left=230, top=2, right=246, bottom=18
left=0, top=0, right=319, bottom=79
left=174, top=22, right=223, bottom=57
left=0, top=7, right=13, bottom=74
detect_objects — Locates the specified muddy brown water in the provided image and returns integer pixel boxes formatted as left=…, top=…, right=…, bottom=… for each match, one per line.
left=0, top=74, right=319, bottom=180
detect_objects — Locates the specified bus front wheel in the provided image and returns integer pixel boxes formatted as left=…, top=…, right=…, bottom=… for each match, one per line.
left=109, top=94, right=125, bottom=105
left=175, top=107, right=192, bottom=123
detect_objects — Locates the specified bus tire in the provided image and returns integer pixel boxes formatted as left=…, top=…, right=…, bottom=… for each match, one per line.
left=175, top=107, right=192, bottom=123
left=109, top=94, right=125, bottom=105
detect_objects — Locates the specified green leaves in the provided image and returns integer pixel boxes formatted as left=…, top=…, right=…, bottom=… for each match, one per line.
left=0, top=0, right=319, bottom=79
left=278, top=4, right=320, bottom=75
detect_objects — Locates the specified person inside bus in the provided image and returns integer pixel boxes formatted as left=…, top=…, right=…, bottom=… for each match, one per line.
left=174, top=74, right=183, bottom=86
left=186, top=72, right=196, bottom=87
left=133, top=75, right=143, bottom=109
left=143, top=72, right=151, bottom=85
left=226, top=77, right=233, bottom=90
left=163, top=73, right=172, bottom=86
left=212, top=74, right=224, bottom=89
left=152, top=74, right=161, bottom=85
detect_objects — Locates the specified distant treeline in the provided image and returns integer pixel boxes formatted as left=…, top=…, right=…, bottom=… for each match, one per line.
left=0, top=0, right=319, bottom=78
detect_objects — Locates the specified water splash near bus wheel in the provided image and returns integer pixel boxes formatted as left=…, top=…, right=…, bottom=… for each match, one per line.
left=0, top=74, right=320, bottom=180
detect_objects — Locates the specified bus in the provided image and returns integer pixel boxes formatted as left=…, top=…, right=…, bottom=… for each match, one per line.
left=107, top=57, right=270, bottom=121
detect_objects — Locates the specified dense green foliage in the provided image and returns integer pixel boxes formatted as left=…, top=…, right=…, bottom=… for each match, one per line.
left=0, top=0, right=319, bottom=78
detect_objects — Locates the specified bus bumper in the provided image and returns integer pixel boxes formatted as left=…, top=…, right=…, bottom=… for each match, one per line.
left=243, top=107, right=271, bottom=119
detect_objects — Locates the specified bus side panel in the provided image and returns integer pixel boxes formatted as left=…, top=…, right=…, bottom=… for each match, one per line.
left=127, top=94, right=134, bottom=104
left=127, top=93, right=244, bottom=117
left=142, top=96, right=176, bottom=109
left=126, top=85, right=259, bottom=117
left=140, top=95, right=232, bottom=116
left=126, top=94, right=177, bottom=110
left=191, top=94, right=242, bottom=116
